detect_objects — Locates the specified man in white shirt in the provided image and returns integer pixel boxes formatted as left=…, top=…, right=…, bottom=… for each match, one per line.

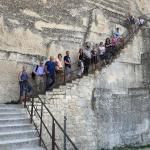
left=34, top=61, right=45, bottom=93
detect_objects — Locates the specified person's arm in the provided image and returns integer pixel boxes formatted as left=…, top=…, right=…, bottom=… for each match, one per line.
left=64, top=60, right=70, bottom=65
left=33, top=66, right=37, bottom=74
left=18, top=72, right=22, bottom=81
left=44, top=63, right=48, bottom=74
left=105, top=44, right=111, bottom=48
left=91, top=50, right=94, bottom=57
left=77, top=53, right=80, bottom=61
left=64, top=57, right=70, bottom=65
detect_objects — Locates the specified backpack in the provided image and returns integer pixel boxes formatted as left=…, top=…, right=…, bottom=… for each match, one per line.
left=31, top=65, right=39, bottom=80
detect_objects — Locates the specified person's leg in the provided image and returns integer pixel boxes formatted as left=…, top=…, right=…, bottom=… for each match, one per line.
left=36, top=76, right=40, bottom=92
left=25, top=83, right=32, bottom=100
left=39, top=76, right=44, bottom=93
left=64, top=67, right=68, bottom=82
left=48, top=74, right=55, bottom=90
left=77, top=68, right=81, bottom=77
left=81, top=61, right=84, bottom=76
left=19, top=81, right=24, bottom=103
left=86, top=58, right=90, bottom=74
left=35, top=76, right=42, bottom=93
left=112, top=46, right=116, bottom=57
left=66, top=67, right=72, bottom=81
left=46, top=74, right=51, bottom=90
left=83, top=58, right=87, bottom=75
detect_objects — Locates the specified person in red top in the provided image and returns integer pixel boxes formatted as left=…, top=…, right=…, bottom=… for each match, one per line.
left=111, top=35, right=118, bottom=56
left=55, top=53, right=63, bottom=82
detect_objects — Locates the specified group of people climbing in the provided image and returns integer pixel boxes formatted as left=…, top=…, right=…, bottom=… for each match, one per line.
left=18, top=13, right=145, bottom=103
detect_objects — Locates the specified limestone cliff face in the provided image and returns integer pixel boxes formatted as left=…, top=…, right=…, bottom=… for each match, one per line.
left=0, top=0, right=149, bottom=109
left=0, top=0, right=128, bottom=102
left=1, top=0, right=150, bottom=149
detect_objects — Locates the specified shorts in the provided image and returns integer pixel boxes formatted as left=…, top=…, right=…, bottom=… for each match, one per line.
left=65, top=67, right=72, bottom=76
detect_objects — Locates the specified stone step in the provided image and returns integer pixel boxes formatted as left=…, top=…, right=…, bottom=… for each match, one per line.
left=0, top=104, right=44, bottom=150
left=46, top=91, right=54, bottom=96
left=38, top=95, right=46, bottom=99
left=48, top=94, right=64, bottom=100
left=0, top=112, right=28, bottom=119
left=52, top=88, right=61, bottom=92
left=16, top=147, right=45, bottom=150
left=66, top=83, right=74, bottom=87
left=0, top=130, right=38, bottom=141
left=0, top=118, right=31, bottom=125
left=0, top=104, right=23, bottom=109
left=0, top=108, right=26, bottom=113
left=0, top=137, right=39, bottom=150
left=72, top=80, right=80, bottom=84
left=0, top=124, right=34, bottom=132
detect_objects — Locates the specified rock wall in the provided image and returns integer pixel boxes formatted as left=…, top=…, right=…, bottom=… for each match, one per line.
left=1, top=0, right=150, bottom=148
left=0, top=0, right=123, bottom=103
left=141, top=28, right=150, bottom=85
left=1, top=0, right=149, bottom=103
left=0, top=50, right=42, bottom=103
left=94, top=87, right=150, bottom=149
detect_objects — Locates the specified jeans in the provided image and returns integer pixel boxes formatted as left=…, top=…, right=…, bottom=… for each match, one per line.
left=19, top=81, right=32, bottom=97
left=36, top=76, right=45, bottom=93
left=46, top=73, right=55, bottom=90
left=78, top=60, right=84, bottom=76
left=83, top=58, right=90, bottom=75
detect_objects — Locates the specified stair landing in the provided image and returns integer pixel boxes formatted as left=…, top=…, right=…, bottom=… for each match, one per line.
left=0, top=104, right=45, bottom=150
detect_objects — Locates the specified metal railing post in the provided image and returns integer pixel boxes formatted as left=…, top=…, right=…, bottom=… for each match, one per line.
left=39, top=102, right=43, bottom=146
left=52, top=118, right=55, bottom=150
left=30, top=95, right=34, bottom=123
left=64, top=116, right=67, bottom=150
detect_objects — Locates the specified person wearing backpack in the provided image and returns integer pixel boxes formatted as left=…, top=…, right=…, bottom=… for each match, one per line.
left=33, top=61, right=45, bottom=93
left=18, top=66, right=32, bottom=103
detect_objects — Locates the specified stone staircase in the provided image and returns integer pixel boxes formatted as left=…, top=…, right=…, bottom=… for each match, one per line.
left=0, top=104, right=45, bottom=150
left=34, top=23, right=150, bottom=149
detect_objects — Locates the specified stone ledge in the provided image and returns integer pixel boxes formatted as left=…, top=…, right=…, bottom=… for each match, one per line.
left=0, top=49, right=44, bottom=65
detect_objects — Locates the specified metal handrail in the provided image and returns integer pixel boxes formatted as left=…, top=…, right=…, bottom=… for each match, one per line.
left=25, top=90, right=78, bottom=150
